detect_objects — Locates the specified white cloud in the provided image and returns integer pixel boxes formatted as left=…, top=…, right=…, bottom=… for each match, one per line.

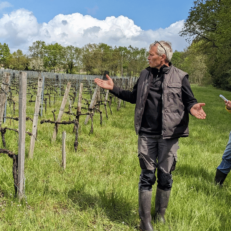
left=0, top=8, right=189, bottom=53
left=0, top=1, right=13, bottom=10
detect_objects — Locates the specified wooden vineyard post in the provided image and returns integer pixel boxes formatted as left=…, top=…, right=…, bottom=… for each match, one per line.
left=0, top=72, right=11, bottom=127
left=97, top=88, right=101, bottom=110
left=18, top=72, right=27, bottom=200
left=117, top=99, right=122, bottom=111
left=77, top=83, right=83, bottom=116
left=29, top=73, right=43, bottom=158
left=104, top=90, right=109, bottom=119
left=117, top=79, right=122, bottom=111
left=40, top=74, right=45, bottom=117
left=52, top=82, right=71, bottom=141
left=62, top=131, right=66, bottom=169
left=74, top=83, right=83, bottom=151
left=84, top=85, right=100, bottom=125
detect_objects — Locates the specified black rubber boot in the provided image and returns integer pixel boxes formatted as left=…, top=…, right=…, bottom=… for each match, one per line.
left=215, top=169, right=227, bottom=186
left=139, top=190, right=154, bottom=231
left=153, top=188, right=171, bottom=223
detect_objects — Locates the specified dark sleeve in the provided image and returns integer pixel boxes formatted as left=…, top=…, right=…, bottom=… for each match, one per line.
left=182, top=76, right=198, bottom=112
left=109, top=79, right=138, bottom=104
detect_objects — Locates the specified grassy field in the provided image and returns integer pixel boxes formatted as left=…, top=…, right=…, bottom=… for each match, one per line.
left=0, top=84, right=231, bottom=230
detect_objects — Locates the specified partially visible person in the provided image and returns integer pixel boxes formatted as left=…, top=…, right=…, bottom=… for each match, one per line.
left=215, top=100, right=231, bottom=185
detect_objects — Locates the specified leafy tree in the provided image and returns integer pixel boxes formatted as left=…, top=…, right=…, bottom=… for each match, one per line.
left=29, top=41, right=46, bottom=59
left=63, top=46, right=82, bottom=74
left=82, top=43, right=99, bottom=74
left=0, top=43, right=11, bottom=68
left=9, top=50, right=29, bottom=70
left=180, top=0, right=231, bottom=89
left=43, top=43, right=64, bottom=72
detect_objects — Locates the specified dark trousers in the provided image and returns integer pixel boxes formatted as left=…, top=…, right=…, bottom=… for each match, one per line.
left=138, top=133, right=179, bottom=191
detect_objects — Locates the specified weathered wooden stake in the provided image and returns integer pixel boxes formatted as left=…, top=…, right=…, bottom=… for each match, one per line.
left=0, top=72, right=11, bottom=127
left=117, top=99, right=122, bottom=111
left=73, top=83, right=83, bottom=151
left=84, top=85, right=100, bottom=125
left=52, top=82, right=71, bottom=141
left=18, top=72, right=27, bottom=200
left=77, top=83, right=83, bottom=116
left=62, top=131, right=66, bottom=169
left=3, top=98, right=7, bottom=123
left=40, top=74, right=45, bottom=117
left=104, top=90, right=109, bottom=119
left=29, top=73, right=43, bottom=158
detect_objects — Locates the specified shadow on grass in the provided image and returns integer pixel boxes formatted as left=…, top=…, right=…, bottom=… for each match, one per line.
left=68, top=187, right=136, bottom=224
left=175, top=163, right=231, bottom=201
left=175, top=163, right=214, bottom=182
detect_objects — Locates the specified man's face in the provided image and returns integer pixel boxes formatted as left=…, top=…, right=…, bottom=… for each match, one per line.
left=148, top=45, right=163, bottom=69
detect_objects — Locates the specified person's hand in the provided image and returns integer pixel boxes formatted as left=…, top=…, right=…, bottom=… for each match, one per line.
left=94, top=74, right=114, bottom=90
left=225, top=100, right=231, bottom=110
left=190, top=103, right=206, bottom=119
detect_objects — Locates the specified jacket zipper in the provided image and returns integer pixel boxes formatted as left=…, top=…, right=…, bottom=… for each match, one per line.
left=160, top=70, right=164, bottom=136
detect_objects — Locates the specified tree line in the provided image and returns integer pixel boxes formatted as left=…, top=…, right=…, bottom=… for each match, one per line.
left=0, top=41, right=148, bottom=77
left=0, top=40, right=208, bottom=83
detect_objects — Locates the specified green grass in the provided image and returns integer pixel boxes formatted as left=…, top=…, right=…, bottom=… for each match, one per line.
left=1, top=84, right=231, bottom=230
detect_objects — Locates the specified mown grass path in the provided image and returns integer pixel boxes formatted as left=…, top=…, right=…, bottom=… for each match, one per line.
left=0, top=85, right=231, bottom=230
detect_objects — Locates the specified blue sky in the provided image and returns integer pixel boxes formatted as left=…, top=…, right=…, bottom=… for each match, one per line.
left=0, top=0, right=195, bottom=52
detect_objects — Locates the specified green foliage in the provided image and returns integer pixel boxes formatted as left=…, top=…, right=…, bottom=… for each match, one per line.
left=63, top=46, right=82, bottom=74
left=27, top=41, right=149, bottom=76
left=8, top=50, right=29, bottom=70
left=29, top=41, right=46, bottom=59
left=43, top=43, right=64, bottom=71
left=180, top=0, right=231, bottom=89
left=81, top=43, right=148, bottom=76
left=0, top=43, right=11, bottom=68
left=172, top=44, right=212, bottom=85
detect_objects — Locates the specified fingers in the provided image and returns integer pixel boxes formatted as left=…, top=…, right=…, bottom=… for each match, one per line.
left=195, top=113, right=206, bottom=119
left=94, top=78, right=104, bottom=87
left=191, top=104, right=206, bottom=119
left=199, top=103, right=205, bottom=107
left=197, top=109, right=206, bottom=119
left=94, top=78, right=113, bottom=90
left=106, top=74, right=111, bottom=80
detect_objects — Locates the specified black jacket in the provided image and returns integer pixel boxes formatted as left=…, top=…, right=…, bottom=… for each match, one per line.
left=110, top=65, right=197, bottom=138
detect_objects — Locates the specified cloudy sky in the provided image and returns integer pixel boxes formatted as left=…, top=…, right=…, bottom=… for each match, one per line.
left=0, top=0, right=195, bottom=53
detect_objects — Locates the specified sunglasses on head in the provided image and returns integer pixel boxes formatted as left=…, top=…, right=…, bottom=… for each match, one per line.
left=154, top=41, right=167, bottom=56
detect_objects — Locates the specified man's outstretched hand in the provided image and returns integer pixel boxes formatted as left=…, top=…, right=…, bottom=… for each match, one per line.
left=190, top=103, right=206, bottom=119
left=94, top=74, right=114, bottom=90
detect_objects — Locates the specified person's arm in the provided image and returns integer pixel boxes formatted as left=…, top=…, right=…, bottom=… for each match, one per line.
left=110, top=80, right=138, bottom=104
left=181, top=76, right=197, bottom=112
left=94, top=74, right=138, bottom=104
left=182, top=76, right=206, bottom=119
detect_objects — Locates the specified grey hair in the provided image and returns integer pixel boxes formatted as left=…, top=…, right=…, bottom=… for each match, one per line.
left=149, top=41, right=173, bottom=62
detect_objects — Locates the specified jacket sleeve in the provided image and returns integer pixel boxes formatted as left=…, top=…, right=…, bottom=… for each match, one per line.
left=109, top=79, right=138, bottom=104
left=225, top=106, right=231, bottom=113
left=181, top=75, right=198, bottom=113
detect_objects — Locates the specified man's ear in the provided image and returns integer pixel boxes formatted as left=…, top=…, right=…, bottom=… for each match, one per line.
left=162, top=54, right=166, bottom=61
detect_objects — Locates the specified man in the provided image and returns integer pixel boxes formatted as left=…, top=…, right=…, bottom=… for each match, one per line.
left=94, top=41, right=206, bottom=231
left=215, top=100, right=231, bottom=185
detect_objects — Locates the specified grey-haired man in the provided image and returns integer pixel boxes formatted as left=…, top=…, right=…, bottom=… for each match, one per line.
left=94, top=41, right=206, bottom=231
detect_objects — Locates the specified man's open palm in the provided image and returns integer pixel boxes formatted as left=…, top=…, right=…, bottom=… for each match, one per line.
left=190, top=103, right=206, bottom=119
left=94, top=74, right=114, bottom=90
